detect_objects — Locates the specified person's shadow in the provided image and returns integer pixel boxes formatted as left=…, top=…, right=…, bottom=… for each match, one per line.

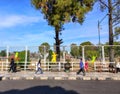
left=0, top=86, right=79, bottom=94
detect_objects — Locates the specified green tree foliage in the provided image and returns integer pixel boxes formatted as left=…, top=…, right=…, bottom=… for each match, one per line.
left=48, top=49, right=53, bottom=61
left=114, top=27, right=120, bottom=39
left=71, top=41, right=95, bottom=59
left=18, top=51, right=25, bottom=62
left=112, top=1, right=120, bottom=27
left=98, top=0, right=120, bottom=61
left=113, top=42, right=120, bottom=57
left=86, top=50, right=99, bottom=60
left=18, top=50, right=30, bottom=62
left=39, top=42, right=50, bottom=56
left=70, top=43, right=80, bottom=58
left=79, top=41, right=99, bottom=59
left=80, top=41, right=93, bottom=45
left=104, top=42, right=120, bottom=58
left=31, top=0, right=95, bottom=61
left=15, top=50, right=30, bottom=69
left=0, top=50, right=6, bottom=57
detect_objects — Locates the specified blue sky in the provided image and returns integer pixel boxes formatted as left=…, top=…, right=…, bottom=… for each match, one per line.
left=0, top=0, right=115, bottom=46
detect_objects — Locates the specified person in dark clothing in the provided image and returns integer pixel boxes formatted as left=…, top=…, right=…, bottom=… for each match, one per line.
left=9, top=58, right=16, bottom=72
left=109, top=63, right=115, bottom=73
left=76, top=58, right=85, bottom=76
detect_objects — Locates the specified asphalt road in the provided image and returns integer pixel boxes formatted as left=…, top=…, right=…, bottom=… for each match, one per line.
left=0, top=80, right=120, bottom=94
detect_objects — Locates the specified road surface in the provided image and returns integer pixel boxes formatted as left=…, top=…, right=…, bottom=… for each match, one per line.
left=0, top=80, right=120, bottom=94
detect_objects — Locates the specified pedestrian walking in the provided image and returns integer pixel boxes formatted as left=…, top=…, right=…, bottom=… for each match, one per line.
left=8, top=58, right=16, bottom=72
left=115, top=62, right=120, bottom=73
left=35, top=59, right=43, bottom=74
left=85, top=60, right=89, bottom=72
left=76, top=58, right=85, bottom=76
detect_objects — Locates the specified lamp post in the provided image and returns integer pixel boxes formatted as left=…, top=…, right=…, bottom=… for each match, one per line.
left=98, top=13, right=109, bottom=62
left=98, top=13, right=109, bottom=45
left=98, top=20, right=101, bottom=45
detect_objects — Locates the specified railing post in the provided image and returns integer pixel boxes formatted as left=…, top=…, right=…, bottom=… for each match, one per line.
left=35, top=62, right=37, bottom=71
left=1, top=61, right=3, bottom=71
left=24, top=46, right=27, bottom=71
left=48, top=62, right=49, bottom=71
left=6, top=46, right=9, bottom=71
left=94, top=62, right=96, bottom=71
left=102, top=46, right=105, bottom=63
left=44, top=46, right=46, bottom=70
left=59, top=62, right=61, bottom=71
left=63, top=46, right=65, bottom=63
left=72, top=62, right=73, bottom=71
left=82, top=46, right=85, bottom=63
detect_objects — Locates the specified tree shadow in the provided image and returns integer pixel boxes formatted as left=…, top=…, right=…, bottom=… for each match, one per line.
left=0, top=86, right=79, bottom=94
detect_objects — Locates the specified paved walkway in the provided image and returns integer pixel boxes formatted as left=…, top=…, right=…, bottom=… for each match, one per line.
left=0, top=71, right=120, bottom=80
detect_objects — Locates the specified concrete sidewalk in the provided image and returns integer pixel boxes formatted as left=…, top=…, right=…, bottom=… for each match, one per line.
left=0, top=71, right=120, bottom=80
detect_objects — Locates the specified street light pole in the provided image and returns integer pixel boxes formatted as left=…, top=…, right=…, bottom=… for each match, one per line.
left=98, top=20, right=101, bottom=45
left=98, top=13, right=109, bottom=62
left=98, top=20, right=102, bottom=62
left=98, top=13, right=109, bottom=45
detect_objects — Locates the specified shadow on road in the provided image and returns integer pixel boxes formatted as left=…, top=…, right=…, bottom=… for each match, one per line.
left=0, top=86, right=79, bottom=94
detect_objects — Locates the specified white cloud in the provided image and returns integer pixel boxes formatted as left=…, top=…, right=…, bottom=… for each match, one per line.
left=0, top=15, right=43, bottom=28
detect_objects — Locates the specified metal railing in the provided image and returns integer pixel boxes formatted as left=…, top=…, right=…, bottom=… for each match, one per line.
left=0, top=45, right=119, bottom=72
left=0, top=61, right=113, bottom=72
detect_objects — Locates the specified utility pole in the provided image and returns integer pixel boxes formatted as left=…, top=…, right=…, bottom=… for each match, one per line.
left=98, top=13, right=109, bottom=62
left=98, top=13, right=109, bottom=45
left=98, top=21, right=101, bottom=45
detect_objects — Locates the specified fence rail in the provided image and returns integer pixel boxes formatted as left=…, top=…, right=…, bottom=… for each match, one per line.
left=0, top=45, right=119, bottom=72
left=0, top=61, right=115, bottom=72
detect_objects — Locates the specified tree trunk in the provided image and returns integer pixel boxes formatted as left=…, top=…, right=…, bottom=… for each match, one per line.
left=108, top=0, right=114, bottom=62
left=55, top=29, right=60, bottom=61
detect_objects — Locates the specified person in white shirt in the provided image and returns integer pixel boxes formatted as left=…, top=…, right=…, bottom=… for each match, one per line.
left=116, top=62, right=120, bottom=73
left=35, top=59, right=43, bottom=74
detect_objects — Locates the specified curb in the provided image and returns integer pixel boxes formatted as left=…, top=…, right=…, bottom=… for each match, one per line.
left=1, top=76, right=120, bottom=81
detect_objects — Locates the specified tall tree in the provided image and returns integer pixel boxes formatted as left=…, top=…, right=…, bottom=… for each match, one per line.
left=98, top=0, right=120, bottom=62
left=70, top=43, right=80, bottom=58
left=31, top=0, right=94, bottom=61
left=39, top=42, right=50, bottom=56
